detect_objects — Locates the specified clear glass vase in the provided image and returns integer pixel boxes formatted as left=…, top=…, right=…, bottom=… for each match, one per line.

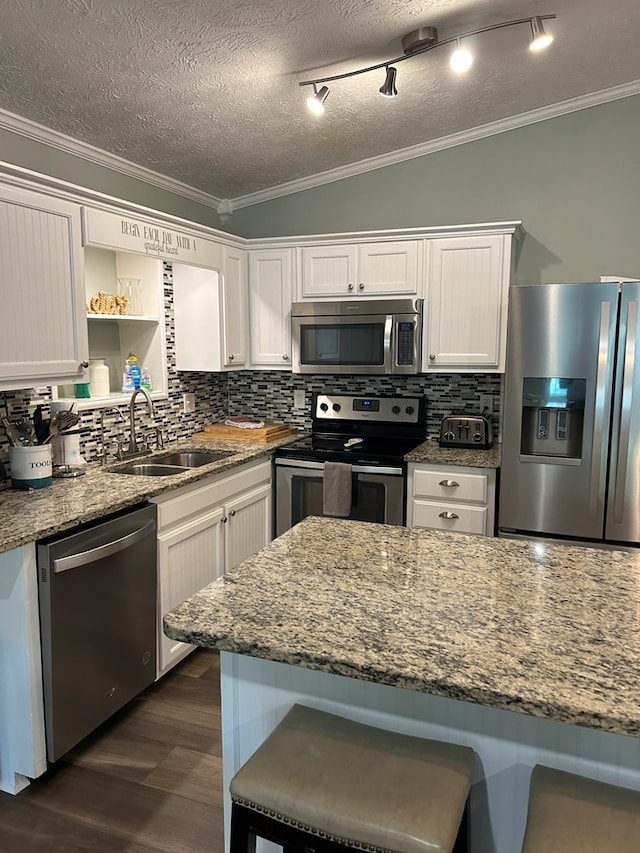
left=117, top=277, right=143, bottom=316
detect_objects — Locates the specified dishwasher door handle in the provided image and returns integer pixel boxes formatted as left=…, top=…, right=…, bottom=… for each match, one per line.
left=53, top=519, right=156, bottom=573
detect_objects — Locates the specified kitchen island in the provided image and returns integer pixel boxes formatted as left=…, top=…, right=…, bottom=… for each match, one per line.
left=164, top=516, right=640, bottom=853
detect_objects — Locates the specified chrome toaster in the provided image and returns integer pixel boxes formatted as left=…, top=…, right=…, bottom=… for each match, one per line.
left=439, top=414, right=493, bottom=449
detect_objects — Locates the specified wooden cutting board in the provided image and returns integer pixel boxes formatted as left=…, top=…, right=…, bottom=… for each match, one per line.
left=193, top=422, right=299, bottom=442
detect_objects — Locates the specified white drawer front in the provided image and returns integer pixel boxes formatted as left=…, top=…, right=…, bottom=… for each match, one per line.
left=412, top=500, right=488, bottom=535
left=413, top=469, right=488, bottom=503
left=154, top=459, right=271, bottom=530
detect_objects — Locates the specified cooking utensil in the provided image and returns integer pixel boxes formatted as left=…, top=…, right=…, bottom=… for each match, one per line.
left=56, top=410, right=81, bottom=432
left=44, top=410, right=80, bottom=443
left=2, top=416, right=35, bottom=446
left=35, top=416, right=50, bottom=445
left=2, top=417, right=23, bottom=446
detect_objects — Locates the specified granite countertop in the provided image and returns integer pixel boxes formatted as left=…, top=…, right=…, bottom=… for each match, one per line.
left=164, top=515, right=640, bottom=738
left=0, top=432, right=300, bottom=555
left=405, top=439, right=501, bottom=468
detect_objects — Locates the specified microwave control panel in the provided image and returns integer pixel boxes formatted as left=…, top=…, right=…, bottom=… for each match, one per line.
left=396, top=321, right=416, bottom=365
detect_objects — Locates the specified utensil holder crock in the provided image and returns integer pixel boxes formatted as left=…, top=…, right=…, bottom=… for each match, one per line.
left=10, top=445, right=53, bottom=489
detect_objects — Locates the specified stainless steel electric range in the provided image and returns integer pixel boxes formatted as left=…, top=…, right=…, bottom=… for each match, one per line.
left=274, top=392, right=427, bottom=537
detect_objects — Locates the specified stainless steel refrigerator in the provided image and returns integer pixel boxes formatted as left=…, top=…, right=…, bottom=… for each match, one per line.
left=500, top=281, right=640, bottom=544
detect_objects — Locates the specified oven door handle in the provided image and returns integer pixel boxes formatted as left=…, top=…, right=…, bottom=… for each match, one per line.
left=275, top=458, right=403, bottom=476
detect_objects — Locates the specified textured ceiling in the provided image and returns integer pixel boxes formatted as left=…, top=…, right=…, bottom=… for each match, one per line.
left=0, top=0, right=639, bottom=204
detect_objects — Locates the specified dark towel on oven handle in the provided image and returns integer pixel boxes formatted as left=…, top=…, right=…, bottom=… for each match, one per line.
left=322, top=461, right=352, bottom=517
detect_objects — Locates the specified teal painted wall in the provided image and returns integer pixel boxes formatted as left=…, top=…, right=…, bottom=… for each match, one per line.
left=2, top=94, right=639, bottom=283
left=0, top=127, right=224, bottom=229
left=227, top=95, right=640, bottom=285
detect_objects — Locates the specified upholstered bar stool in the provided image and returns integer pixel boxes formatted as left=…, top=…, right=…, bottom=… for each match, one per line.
left=230, top=703, right=475, bottom=853
left=522, top=764, right=640, bottom=852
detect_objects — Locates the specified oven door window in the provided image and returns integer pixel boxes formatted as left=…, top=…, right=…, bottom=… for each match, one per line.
left=299, top=322, right=385, bottom=366
left=291, top=473, right=402, bottom=527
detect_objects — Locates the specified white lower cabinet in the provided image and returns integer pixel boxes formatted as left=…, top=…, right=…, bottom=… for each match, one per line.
left=407, top=463, right=496, bottom=536
left=154, top=460, right=272, bottom=675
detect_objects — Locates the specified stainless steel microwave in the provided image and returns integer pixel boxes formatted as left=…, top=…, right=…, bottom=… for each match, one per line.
left=291, top=298, right=423, bottom=375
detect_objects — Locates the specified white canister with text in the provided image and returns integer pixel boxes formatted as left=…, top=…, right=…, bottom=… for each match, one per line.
left=10, top=445, right=53, bottom=489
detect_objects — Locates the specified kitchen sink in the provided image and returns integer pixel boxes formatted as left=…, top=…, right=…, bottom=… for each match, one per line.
left=112, top=463, right=191, bottom=477
left=108, top=449, right=235, bottom=476
left=150, top=450, right=233, bottom=467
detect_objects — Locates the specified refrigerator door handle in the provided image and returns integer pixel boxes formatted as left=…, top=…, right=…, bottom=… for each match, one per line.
left=612, top=300, right=637, bottom=523
left=589, top=301, right=612, bottom=521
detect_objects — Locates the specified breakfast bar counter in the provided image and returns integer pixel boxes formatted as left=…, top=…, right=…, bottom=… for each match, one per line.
left=164, top=516, right=640, bottom=852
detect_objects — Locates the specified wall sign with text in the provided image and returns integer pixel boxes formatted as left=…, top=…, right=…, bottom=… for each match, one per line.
left=82, top=207, right=224, bottom=269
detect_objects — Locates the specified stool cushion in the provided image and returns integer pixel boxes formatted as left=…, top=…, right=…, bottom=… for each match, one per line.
left=522, top=764, right=640, bottom=852
left=230, top=703, right=475, bottom=853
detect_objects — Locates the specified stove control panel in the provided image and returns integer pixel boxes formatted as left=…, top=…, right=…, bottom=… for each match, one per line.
left=315, top=394, right=423, bottom=424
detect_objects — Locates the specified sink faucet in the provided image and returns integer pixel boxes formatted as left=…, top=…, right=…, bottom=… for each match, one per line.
left=100, top=407, right=125, bottom=464
left=128, top=387, right=155, bottom=455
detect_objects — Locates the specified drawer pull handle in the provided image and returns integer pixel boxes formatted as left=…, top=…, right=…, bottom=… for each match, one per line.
left=439, top=479, right=460, bottom=488
left=438, top=511, right=459, bottom=520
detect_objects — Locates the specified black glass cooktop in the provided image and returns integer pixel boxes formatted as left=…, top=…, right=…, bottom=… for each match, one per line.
left=275, top=433, right=424, bottom=465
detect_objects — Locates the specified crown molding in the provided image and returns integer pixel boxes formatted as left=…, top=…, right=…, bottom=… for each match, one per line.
left=229, top=79, right=640, bottom=210
left=2, top=79, right=639, bottom=218
left=0, top=107, right=223, bottom=210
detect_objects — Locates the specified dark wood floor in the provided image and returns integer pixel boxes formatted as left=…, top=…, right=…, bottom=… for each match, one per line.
left=0, top=648, right=224, bottom=853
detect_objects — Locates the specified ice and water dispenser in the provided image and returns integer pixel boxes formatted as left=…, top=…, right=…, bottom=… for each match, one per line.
left=520, top=378, right=586, bottom=461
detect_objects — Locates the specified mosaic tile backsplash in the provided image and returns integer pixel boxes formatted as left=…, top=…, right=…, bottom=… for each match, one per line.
left=227, top=371, right=501, bottom=434
left=1, top=260, right=501, bottom=481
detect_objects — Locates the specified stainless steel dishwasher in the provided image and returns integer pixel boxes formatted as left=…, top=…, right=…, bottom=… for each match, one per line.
left=37, top=503, right=157, bottom=762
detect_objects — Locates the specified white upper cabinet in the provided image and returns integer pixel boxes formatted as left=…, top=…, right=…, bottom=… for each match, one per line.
left=0, top=184, right=88, bottom=390
left=299, top=240, right=421, bottom=298
left=424, top=233, right=513, bottom=373
left=172, top=246, right=248, bottom=373
left=221, top=245, right=248, bottom=368
left=249, top=248, right=294, bottom=368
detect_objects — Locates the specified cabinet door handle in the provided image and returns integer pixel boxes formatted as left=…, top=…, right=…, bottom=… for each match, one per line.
left=228, top=509, right=236, bottom=517
left=439, top=479, right=460, bottom=488
left=438, top=511, right=459, bottom=520
left=222, top=516, right=228, bottom=523
left=429, top=354, right=436, bottom=361
left=228, top=353, right=235, bottom=361
left=347, top=283, right=354, bottom=291
left=79, top=361, right=89, bottom=369
left=283, top=354, right=289, bottom=361
left=358, top=282, right=365, bottom=291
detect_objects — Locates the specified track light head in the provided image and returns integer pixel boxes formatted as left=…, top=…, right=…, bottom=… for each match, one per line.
left=379, top=66, right=398, bottom=98
left=307, top=85, right=330, bottom=115
left=529, top=16, right=554, bottom=51
left=450, top=40, right=473, bottom=74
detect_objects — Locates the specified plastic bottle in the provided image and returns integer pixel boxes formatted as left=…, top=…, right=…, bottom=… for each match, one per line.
left=140, top=364, right=153, bottom=392
left=126, top=351, right=141, bottom=390
left=121, top=362, right=135, bottom=393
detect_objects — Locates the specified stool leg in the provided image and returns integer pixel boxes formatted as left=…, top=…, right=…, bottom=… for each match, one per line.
left=230, top=803, right=257, bottom=853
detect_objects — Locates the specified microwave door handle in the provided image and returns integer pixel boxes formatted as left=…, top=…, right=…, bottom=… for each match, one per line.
left=383, top=315, right=394, bottom=372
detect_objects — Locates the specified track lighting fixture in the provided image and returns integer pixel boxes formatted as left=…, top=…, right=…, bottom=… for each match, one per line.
left=379, top=66, right=398, bottom=98
left=302, top=14, right=555, bottom=114
left=307, top=84, right=330, bottom=115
